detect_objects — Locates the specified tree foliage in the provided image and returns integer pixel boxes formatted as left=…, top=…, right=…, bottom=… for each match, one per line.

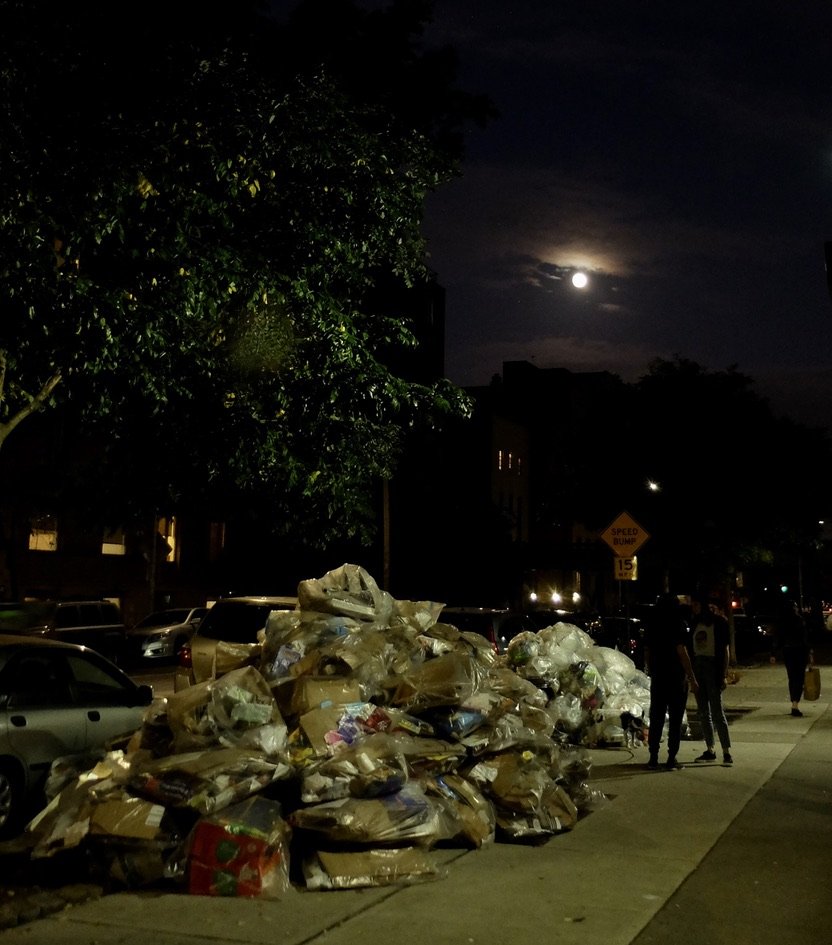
left=0, top=0, right=488, bottom=544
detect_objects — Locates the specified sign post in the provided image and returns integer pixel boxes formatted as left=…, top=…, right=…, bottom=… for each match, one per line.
left=600, top=511, right=650, bottom=581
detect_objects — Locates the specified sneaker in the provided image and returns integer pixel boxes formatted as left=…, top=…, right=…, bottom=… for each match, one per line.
left=791, top=708, right=803, bottom=717
left=723, top=752, right=733, bottom=765
left=647, top=755, right=659, bottom=770
left=695, top=750, right=717, bottom=762
left=666, top=757, right=682, bottom=770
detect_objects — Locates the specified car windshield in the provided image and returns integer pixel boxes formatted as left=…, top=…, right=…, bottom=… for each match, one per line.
left=0, top=602, right=54, bottom=633
left=197, top=603, right=278, bottom=643
left=135, top=609, right=194, bottom=628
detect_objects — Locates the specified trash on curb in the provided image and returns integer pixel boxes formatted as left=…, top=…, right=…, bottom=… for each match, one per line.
left=19, top=563, right=650, bottom=894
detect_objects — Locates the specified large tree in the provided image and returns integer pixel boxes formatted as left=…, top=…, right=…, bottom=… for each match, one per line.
left=0, top=0, right=489, bottom=544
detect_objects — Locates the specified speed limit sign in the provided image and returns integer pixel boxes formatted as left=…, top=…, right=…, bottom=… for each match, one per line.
left=614, top=556, right=638, bottom=581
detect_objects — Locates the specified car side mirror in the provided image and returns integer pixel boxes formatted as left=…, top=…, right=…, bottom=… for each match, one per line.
left=135, top=684, right=153, bottom=707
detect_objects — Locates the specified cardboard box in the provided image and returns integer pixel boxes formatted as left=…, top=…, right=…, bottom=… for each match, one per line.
left=298, top=705, right=349, bottom=756
left=89, top=797, right=166, bottom=840
left=290, top=676, right=363, bottom=716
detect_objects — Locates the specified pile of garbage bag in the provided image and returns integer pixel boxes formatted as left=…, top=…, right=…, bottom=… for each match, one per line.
left=25, top=564, right=650, bottom=896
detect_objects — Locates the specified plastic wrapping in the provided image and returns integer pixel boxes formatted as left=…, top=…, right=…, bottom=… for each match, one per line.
left=289, top=781, right=456, bottom=847
left=389, top=650, right=485, bottom=712
left=300, top=731, right=409, bottom=803
left=187, top=796, right=291, bottom=898
left=213, top=640, right=261, bottom=678
left=468, top=751, right=578, bottom=840
left=165, top=666, right=288, bottom=756
left=29, top=752, right=145, bottom=858
left=424, top=773, right=496, bottom=847
left=302, top=847, right=444, bottom=890
left=391, top=599, right=445, bottom=634
left=128, top=747, right=291, bottom=815
left=297, top=563, right=395, bottom=625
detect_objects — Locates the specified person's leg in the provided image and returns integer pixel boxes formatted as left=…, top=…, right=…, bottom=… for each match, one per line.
left=695, top=670, right=716, bottom=757
left=711, top=691, right=731, bottom=755
left=647, top=682, right=667, bottom=765
left=665, top=683, right=688, bottom=761
left=784, top=645, right=807, bottom=710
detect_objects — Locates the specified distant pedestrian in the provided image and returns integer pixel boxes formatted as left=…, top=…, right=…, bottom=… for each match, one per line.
left=643, top=592, right=699, bottom=770
left=767, top=598, right=813, bottom=717
left=690, top=594, right=733, bottom=765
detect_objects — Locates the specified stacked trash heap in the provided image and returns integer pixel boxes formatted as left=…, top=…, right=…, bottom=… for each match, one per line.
left=27, top=564, right=650, bottom=896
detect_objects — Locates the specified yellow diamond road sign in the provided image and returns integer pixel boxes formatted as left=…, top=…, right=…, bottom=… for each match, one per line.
left=601, top=511, right=650, bottom=557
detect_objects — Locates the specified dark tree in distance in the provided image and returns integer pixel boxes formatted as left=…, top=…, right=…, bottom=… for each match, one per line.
left=628, top=357, right=832, bottom=600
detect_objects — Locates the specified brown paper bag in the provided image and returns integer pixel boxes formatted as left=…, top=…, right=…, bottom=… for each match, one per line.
left=803, top=666, right=821, bottom=701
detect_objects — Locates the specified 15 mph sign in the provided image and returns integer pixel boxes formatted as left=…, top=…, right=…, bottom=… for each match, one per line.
left=600, top=511, right=650, bottom=557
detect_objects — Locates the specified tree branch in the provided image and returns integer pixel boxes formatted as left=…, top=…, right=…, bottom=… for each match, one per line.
left=0, top=367, right=63, bottom=451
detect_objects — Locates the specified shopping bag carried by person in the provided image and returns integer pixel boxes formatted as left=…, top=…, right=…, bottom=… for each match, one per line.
left=803, top=665, right=821, bottom=701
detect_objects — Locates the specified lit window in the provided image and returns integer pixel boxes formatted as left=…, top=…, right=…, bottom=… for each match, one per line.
left=29, top=516, right=58, bottom=552
left=157, top=516, right=177, bottom=564
left=497, top=449, right=503, bottom=471
left=102, top=527, right=126, bottom=556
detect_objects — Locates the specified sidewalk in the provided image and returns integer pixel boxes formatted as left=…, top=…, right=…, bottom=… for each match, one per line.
left=1, top=655, right=828, bottom=944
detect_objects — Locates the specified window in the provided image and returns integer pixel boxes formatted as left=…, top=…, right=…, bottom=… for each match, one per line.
left=55, top=605, right=81, bottom=629
left=29, top=516, right=58, bottom=552
left=67, top=652, right=131, bottom=706
left=157, top=515, right=177, bottom=564
left=6, top=653, right=74, bottom=708
left=102, top=527, right=126, bottom=556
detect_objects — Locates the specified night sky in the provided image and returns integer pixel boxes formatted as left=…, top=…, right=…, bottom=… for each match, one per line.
left=419, top=2, right=832, bottom=430
left=270, top=1, right=832, bottom=430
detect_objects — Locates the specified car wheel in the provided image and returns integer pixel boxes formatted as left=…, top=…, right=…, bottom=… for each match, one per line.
left=0, top=761, right=25, bottom=840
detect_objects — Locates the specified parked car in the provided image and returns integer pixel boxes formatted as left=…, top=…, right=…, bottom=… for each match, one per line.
left=174, top=595, right=297, bottom=691
left=593, top=615, right=646, bottom=668
left=125, top=606, right=209, bottom=663
left=527, top=608, right=603, bottom=637
left=0, top=634, right=153, bottom=838
left=731, top=612, right=768, bottom=661
left=0, top=599, right=127, bottom=665
left=439, top=606, right=538, bottom=653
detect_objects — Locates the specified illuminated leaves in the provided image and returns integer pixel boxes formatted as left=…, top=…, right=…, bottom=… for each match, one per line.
left=0, top=0, right=478, bottom=544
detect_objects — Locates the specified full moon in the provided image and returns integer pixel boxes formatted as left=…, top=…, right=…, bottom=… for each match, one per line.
left=571, top=271, right=588, bottom=289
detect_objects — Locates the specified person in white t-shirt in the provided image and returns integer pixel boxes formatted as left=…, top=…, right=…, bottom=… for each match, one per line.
left=690, top=594, right=732, bottom=765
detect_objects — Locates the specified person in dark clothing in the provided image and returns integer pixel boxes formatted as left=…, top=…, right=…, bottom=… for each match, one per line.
left=690, top=594, right=733, bottom=765
left=643, top=593, right=698, bottom=770
left=768, top=599, right=814, bottom=716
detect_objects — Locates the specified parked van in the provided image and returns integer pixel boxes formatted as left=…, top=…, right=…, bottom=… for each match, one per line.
left=174, top=595, right=297, bottom=690
left=0, top=600, right=127, bottom=664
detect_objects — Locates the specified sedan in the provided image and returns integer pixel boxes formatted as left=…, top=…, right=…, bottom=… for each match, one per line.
left=125, top=606, right=209, bottom=663
left=0, top=634, right=153, bottom=838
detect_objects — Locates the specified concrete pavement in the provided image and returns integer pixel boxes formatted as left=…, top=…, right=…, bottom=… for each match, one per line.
left=1, top=653, right=829, bottom=944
